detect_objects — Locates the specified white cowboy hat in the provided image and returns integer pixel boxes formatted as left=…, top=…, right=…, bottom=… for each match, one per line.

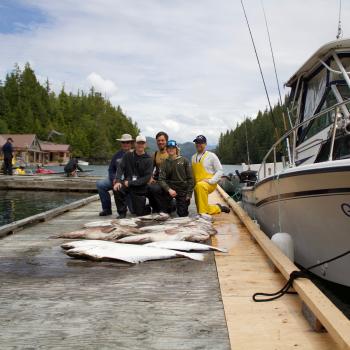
left=116, top=134, right=134, bottom=142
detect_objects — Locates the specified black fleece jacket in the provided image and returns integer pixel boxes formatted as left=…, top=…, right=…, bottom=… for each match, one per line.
left=115, top=151, right=153, bottom=188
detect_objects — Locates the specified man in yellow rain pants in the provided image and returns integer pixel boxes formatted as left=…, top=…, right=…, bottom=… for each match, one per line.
left=191, top=135, right=230, bottom=215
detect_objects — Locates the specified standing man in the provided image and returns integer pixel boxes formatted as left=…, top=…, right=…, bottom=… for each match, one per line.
left=148, top=131, right=169, bottom=212
left=192, top=135, right=230, bottom=215
left=96, top=134, right=134, bottom=216
left=113, top=135, right=153, bottom=218
left=156, top=140, right=193, bottom=217
left=2, top=137, right=14, bottom=175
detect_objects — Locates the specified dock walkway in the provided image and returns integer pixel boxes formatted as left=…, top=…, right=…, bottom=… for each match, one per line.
left=0, top=191, right=341, bottom=349
left=0, top=199, right=230, bottom=350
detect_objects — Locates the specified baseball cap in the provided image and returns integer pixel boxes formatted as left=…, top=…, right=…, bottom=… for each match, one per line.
left=193, top=135, right=207, bottom=144
left=167, top=140, right=177, bottom=148
left=135, top=135, right=147, bottom=143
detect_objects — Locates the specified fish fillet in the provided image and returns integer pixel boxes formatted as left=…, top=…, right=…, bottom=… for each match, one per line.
left=138, top=213, right=170, bottom=221
left=83, top=220, right=115, bottom=228
left=145, top=241, right=227, bottom=252
left=117, top=230, right=210, bottom=244
left=58, top=227, right=139, bottom=240
left=62, top=240, right=204, bottom=263
left=139, top=224, right=179, bottom=232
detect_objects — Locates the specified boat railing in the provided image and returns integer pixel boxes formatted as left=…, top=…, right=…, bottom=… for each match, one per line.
left=258, top=98, right=350, bottom=180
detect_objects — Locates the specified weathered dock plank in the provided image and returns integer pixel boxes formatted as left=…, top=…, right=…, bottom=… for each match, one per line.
left=0, top=175, right=102, bottom=192
left=210, top=190, right=339, bottom=349
left=0, top=200, right=230, bottom=350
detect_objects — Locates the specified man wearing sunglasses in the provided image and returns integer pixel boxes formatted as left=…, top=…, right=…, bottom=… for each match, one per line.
left=113, top=135, right=153, bottom=218
left=96, top=133, right=134, bottom=216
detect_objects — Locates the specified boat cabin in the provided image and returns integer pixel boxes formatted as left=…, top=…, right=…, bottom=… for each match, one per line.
left=286, top=39, right=350, bottom=165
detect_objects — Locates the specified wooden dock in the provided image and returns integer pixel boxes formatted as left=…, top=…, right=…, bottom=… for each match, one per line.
left=211, top=190, right=340, bottom=349
left=0, top=189, right=348, bottom=349
left=0, top=175, right=102, bottom=192
left=0, top=198, right=230, bottom=350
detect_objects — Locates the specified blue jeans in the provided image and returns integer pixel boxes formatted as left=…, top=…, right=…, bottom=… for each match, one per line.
left=96, top=178, right=133, bottom=213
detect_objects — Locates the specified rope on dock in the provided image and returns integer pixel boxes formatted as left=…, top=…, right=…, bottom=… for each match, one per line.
left=253, top=250, right=350, bottom=302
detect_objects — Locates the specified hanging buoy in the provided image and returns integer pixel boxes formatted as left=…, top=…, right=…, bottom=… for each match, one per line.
left=271, top=232, right=294, bottom=262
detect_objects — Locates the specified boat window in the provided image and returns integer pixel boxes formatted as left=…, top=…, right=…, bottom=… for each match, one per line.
left=303, top=89, right=336, bottom=141
left=337, top=84, right=350, bottom=100
left=316, top=134, right=350, bottom=162
left=330, top=56, right=350, bottom=82
left=303, top=68, right=327, bottom=121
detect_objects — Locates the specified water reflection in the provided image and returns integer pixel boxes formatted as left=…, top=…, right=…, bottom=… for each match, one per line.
left=0, top=190, right=89, bottom=226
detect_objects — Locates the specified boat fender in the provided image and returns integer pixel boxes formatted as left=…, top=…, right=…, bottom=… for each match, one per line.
left=271, top=232, right=294, bottom=262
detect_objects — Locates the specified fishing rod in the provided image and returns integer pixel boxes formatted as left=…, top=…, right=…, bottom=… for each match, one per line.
left=244, top=117, right=251, bottom=169
left=240, top=0, right=279, bottom=142
left=261, top=0, right=292, bottom=163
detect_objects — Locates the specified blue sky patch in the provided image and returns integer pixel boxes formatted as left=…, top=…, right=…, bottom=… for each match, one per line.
left=0, top=0, right=47, bottom=34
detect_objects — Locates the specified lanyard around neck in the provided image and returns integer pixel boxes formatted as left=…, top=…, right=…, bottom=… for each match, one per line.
left=196, top=151, right=207, bottom=163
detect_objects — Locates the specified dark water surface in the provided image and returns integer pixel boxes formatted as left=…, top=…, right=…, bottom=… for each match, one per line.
left=0, top=190, right=89, bottom=227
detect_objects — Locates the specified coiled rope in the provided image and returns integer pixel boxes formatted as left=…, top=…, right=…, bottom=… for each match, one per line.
left=253, top=250, right=350, bottom=302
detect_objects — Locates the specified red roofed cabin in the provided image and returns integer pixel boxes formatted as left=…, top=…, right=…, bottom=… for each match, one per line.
left=39, top=141, right=70, bottom=164
left=0, top=134, right=70, bottom=165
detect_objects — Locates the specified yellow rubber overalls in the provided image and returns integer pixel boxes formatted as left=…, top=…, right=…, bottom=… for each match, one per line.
left=192, top=152, right=221, bottom=215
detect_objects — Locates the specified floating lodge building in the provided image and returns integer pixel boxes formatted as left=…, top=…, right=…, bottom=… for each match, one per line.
left=0, top=134, right=70, bottom=165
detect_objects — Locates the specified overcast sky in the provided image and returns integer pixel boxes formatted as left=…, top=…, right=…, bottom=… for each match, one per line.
left=1, top=0, right=349, bottom=144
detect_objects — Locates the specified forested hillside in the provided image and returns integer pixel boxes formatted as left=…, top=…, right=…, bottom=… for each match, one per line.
left=216, top=102, right=290, bottom=164
left=0, top=63, right=139, bottom=161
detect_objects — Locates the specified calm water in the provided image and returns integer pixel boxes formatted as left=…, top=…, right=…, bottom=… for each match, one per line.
left=0, top=190, right=89, bottom=227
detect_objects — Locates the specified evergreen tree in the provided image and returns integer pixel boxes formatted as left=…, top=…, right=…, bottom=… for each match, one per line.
left=0, top=63, right=139, bottom=160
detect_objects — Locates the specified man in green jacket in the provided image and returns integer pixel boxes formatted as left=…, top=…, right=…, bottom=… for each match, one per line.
left=156, top=140, right=194, bottom=217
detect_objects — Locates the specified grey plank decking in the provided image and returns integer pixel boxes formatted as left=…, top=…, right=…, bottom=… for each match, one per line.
left=0, top=201, right=230, bottom=350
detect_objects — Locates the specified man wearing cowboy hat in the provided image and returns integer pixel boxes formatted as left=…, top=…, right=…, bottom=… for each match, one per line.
left=96, top=133, right=134, bottom=216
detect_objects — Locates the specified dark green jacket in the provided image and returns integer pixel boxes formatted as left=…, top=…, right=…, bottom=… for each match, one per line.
left=158, top=156, right=193, bottom=197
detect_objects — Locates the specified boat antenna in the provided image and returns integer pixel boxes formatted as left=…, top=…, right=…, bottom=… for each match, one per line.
left=240, top=0, right=279, bottom=140
left=336, top=0, right=343, bottom=40
left=244, top=117, right=251, bottom=169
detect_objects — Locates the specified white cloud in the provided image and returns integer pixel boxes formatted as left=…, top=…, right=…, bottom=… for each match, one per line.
left=0, top=0, right=349, bottom=144
left=87, top=72, right=118, bottom=96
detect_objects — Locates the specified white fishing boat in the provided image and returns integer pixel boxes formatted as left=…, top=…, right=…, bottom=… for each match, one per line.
left=78, top=160, right=89, bottom=166
left=241, top=38, right=350, bottom=287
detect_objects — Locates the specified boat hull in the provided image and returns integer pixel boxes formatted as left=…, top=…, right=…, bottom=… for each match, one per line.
left=242, top=162, right=350, bottom=286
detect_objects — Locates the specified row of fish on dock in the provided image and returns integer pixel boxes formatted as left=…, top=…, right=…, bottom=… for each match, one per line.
left=56, top=213, right=226, bottom=264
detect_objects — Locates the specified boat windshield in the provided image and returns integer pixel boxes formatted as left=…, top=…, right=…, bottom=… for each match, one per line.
left=299, top=55, right=350, bottom=143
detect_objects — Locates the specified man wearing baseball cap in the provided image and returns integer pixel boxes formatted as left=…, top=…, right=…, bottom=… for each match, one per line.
left=192, top=135, right=230, bottom=215
left=113, top=135, right=153, bottom=218
left=96, top=133, right=134, bottom=216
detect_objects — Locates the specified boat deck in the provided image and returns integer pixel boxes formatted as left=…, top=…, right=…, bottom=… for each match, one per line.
left=0, top=191, right=339, bottom=349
